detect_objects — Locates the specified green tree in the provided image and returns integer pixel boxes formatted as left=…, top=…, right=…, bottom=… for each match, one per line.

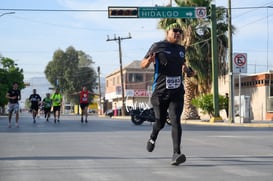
left=0, top=57, right=24, bottom=114
left=158, top=0, right=230, bottom=119
left=44, top=46, right=97, bottom=104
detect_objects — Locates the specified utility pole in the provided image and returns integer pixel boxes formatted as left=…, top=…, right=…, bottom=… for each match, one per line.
left=106, top=33, right=132, bottom=116
left=97, top=66, right=102, bottom=115
left=228, top=0, right=234, bottom=123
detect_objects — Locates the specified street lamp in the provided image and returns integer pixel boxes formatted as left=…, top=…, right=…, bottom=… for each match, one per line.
left=0, top=12, right=15, bottom=18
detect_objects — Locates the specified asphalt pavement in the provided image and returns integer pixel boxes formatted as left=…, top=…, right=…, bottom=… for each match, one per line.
left=0, top=113, right=273, bottom=181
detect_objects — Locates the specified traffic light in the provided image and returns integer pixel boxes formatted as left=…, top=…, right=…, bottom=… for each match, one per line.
left=108, top=7, right=138, bottom=18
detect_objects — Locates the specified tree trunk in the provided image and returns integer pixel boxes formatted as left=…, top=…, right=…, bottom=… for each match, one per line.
left=182, top=77, right=200, bottom=120
left=0, top=106, right=6, bottom=115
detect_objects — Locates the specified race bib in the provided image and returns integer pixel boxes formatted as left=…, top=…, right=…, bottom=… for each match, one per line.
left=166, top=76, right=181, bottom=89
left=82, top=93, right=88, bottom=102
left=82, top=97, right=88, bottom=102
left=31, top=97, right=37, bottom=101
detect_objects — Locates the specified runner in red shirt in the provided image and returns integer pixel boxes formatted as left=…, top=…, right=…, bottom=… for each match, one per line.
left=72, top=86, right=98, bottom=123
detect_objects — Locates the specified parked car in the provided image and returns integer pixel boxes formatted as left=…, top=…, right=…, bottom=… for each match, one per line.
left=105, top=109, right=114, bottom=117
left=105, top=108, right=130, bottom=117
left=88, top=109, right=97, bottom=114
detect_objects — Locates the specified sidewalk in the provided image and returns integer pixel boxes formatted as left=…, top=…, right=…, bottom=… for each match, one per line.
left=182, top=119, right=273, bottom=128
left=111, top=115, right=273, bottom=128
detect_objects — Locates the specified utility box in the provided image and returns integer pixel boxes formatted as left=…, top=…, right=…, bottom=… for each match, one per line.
left=234, top=95, right=251, bottom=123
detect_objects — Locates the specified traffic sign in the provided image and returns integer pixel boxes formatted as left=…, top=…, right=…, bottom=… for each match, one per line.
left=108, top=6, right=207, bottom=19
left=139, top=7, right=206, bottom=18
left=233, top=53, right=247, bottom=73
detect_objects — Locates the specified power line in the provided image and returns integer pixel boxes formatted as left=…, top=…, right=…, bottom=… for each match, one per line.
left=0, top=8, right=106, bottom=12
left=230, top=5, right=273, bottom=10
left=228, top=2, right=273, bottom=20
left=1, top=5, right=273, bottom=12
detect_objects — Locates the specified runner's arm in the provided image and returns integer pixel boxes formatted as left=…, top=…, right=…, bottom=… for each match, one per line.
left=141, top=53, right=156, bottom=69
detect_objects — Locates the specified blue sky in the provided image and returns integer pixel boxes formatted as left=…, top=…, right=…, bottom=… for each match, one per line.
left=0, top=0, right=273, bottom=81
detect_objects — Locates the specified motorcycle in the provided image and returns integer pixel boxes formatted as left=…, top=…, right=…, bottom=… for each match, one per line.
left=130, top=108, right=171, bottom=125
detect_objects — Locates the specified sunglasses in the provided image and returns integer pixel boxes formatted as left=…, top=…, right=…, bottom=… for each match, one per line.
left=173, top=28, right=183, bottom=34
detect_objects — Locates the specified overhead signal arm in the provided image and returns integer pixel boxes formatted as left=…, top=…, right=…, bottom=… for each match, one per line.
left=108, top=7, right=138, bottom=18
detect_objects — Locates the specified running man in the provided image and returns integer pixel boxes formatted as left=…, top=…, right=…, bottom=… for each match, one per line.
left=29, top=89, right=42, bottom=124
left=141, top=23, right=194, bottom=165
left=6, top=82, right=21, bottom=128
left=72, top=86, right=98, bottom=123
left=42, top=93, right=52, bottom=122
left=51, top=88, right=62, bottom=123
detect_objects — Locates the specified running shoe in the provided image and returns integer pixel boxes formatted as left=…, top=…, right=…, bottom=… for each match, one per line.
left=85, top=120, right=88, bottom=123
left=16, top=123, right=19, bottom=128
left=146, top=139, right=155, bottom=152
left=171, top=153, right=186, bottom=166
left=8, top=123, right=11, bottom=128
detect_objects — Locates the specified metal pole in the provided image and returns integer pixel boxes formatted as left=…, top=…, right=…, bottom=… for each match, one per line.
left=97, top=66, right=102, bottom=115
left=106, top=33, right=132, bottom=116
left=238, top=72, right=241, bottom=123
left=210, top=4, right=220, bottom=118
left=228, top=0, right=234, bottom=123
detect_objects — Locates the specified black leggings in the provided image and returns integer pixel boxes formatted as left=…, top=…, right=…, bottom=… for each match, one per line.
left=150, top=94, right=184, bottom=154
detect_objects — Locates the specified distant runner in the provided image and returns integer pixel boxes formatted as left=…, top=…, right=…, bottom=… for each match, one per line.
left=51, top=88, right=62, bottom=123
left=29, top=89, right=41, bottom=124
left=42, top=93, right=52, bottom=122
left=72, top=86, right=98, bottom=123
left=6, top=82, right=21, bottom=128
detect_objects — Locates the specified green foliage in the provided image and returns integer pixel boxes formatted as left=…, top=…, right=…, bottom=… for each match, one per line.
left=44, top=46, right=97, bottom=104
left=0, top=57, right=25, bottom=111
left=24, top=98, right=31, bottom=110
left=191, top=94, right=227, bottom=117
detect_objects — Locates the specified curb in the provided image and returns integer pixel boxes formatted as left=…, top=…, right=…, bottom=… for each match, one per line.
left=111, top=116, right=273, bottom=128
left=182, top=120, right=273, bottom=128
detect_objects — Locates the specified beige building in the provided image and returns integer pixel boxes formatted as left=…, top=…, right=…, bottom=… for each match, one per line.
left=105, top=60, right=154, bottom=112
left=218, top=72, right=273, bottom=121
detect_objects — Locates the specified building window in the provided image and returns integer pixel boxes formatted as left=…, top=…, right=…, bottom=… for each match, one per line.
left=113, top=77, right=115, bottom=86
left=128, top=73, right=143, bottom=83
left=117, top=75, right=120, bottom=84
left=270, top=85, right=273, bottom=96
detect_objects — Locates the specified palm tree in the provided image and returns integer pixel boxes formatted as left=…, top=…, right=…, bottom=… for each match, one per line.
left=158, top=0, right=229, bottom=119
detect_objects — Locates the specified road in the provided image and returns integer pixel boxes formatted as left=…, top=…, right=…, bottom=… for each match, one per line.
left=0, top=113, right=273, bottom=181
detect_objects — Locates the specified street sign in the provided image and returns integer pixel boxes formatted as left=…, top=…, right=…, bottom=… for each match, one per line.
left=139, top=6, right=206, bottom=18
left=108, top=6, right=207, bottom=19
left=233, top=53, right=247, bottom=73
